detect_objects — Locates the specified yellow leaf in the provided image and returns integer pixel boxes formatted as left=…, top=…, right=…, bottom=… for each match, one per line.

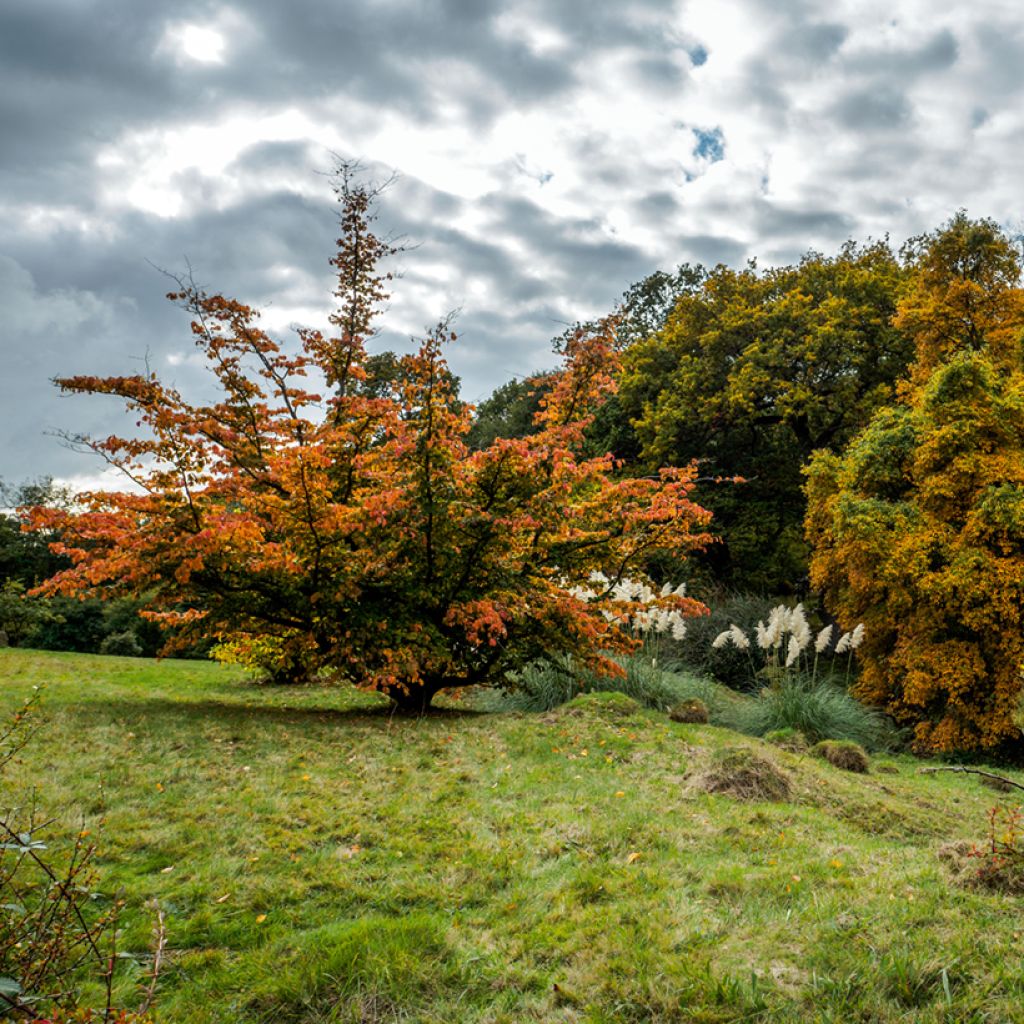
left=255, top=914, right=267, bottom=924
left=626, top=851, right=642, bottom=864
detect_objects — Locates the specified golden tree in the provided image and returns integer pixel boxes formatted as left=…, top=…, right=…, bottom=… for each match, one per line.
left=807, top=214, right=1024, bottom=751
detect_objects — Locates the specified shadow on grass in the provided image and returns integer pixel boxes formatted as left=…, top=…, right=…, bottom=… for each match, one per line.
left=58, top=695, right=493, bottom=733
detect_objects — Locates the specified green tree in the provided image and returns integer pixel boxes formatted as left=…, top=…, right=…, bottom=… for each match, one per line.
left=806, top=214, right=1024, bottom=752
left=618, top=241, right=911, bottom=591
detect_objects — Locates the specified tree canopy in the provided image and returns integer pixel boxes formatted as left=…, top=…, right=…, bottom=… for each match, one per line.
left=616, top=241, right=912, bottom=591
left=27, top=169, right=711, bottom=708
left=806, top=214, right=1024, bottom=752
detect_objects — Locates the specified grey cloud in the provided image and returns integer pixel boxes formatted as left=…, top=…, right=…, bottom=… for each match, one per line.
left=829, top=87, right=912, bottom=131
left=676, top=234, right=747, bottom=267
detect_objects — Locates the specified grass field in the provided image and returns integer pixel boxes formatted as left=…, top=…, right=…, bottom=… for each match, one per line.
left=3, top=647, right=1024, bottom=1023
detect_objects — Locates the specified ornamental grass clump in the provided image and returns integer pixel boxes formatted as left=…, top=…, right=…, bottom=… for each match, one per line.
left=665, top=592, right=780, bottom=690
left=710, top=603, right=865, bottom=686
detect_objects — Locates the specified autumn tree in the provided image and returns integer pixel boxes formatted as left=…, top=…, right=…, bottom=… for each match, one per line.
left=28, top=166, right=711, bottom=709
left=617, top=241, right=912, bottom=591
left=806, top=214, right=1024, bottom=752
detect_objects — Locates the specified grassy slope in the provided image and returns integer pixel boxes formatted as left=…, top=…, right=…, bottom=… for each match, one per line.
left=2, top=648, right=1023, bottom=1024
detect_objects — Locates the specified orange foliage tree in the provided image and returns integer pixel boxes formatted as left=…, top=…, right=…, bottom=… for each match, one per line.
left=28, top=167, right=711, bottom=709
left=806, top=214, right=1024, bottom=751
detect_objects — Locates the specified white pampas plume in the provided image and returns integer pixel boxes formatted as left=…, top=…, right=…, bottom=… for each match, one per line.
left=674, top=582, right=687, bottom=597
left=729, top=624, right=750, bottom=650
left=785, top=635, right=802, bottom=667
left=766, top=606, right=787, bottom=648
left=755, top=621, right=771, bottom=649
left=661, top=582, right=673, bottom=597
left=789, top=604, right=811, bottom=650
left=850, top=623, right=865, bottom=650
left=815, top=625, right=834, bottom=653
left=671, top=616, right=687, bottom=641
left=712, top=629, right=732, bottom=649
left=835, top=632, right=851, bottom=654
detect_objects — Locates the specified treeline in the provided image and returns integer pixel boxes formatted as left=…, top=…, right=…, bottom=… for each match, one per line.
left=0, top=479, right=207, bottom=657
left=473, top=212, right=1024, bottom=751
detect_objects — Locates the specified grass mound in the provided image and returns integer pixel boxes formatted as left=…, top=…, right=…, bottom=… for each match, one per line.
left=692, top=746, right=792, bottom=801
left=814, top=739, right=870, bottom=773
left=546, top=689, right=644, bottom=720
left=938, top=841, right=1024, bottom=895
left=668, top=698, right=709, bottom=724
left=764, top=727, right=809, bottom=752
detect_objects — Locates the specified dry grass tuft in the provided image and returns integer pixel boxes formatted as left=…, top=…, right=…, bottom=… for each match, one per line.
left=691, top=746, right=792, bottom=801
left=813, top=739, right=870, bottom=773
left=668, top=698, right=709, bottom=724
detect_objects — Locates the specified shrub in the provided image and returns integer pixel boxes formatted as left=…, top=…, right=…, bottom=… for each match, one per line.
left=99, top=629, right=144, bottom=657
left=813, top=739, right=870, bottom=773
left=807, top=214, right=1024, bottom=751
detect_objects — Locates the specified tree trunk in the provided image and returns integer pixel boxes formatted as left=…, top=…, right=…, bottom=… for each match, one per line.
left=386, top=682, right=441, bottom=713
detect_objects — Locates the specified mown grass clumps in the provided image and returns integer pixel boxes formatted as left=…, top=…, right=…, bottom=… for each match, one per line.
left=764, top=727, right=809, bottom=752
left=692, top=746, right=792, bottom=801
left=814, top=739, right=871, bottom=773
left=668, top=698, right=709, bottom=724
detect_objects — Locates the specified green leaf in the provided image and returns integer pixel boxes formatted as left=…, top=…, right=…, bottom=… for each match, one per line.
left=0, top=976, right=22, bottom=999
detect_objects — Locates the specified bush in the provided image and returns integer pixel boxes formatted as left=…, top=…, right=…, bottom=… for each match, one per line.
left=721, top=674, right=897, bottom=751
left=806, top=215, right=1024, bottom=751
left=664, top=592, right=782, bottom=689
left=99, top=629, right=144, bottom=657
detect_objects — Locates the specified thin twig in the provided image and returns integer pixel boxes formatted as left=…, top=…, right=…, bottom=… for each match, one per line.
left=137, top=899, right=166, bottom=1016
left=918, top=765, right=1024, bottom=793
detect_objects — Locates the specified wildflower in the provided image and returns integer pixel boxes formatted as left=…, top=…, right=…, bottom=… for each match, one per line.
left=815, top=624, right=833, bottom=654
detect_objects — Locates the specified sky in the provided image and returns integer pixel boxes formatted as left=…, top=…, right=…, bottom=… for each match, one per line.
left=2, top=0, right=1024, bottom=489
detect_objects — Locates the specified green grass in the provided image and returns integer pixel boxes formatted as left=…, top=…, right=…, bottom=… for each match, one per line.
left=3, top=648, right=1024, bottom=1022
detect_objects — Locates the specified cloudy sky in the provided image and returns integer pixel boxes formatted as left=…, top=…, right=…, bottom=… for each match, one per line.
left=2, top=0, right=1023, bottom=487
